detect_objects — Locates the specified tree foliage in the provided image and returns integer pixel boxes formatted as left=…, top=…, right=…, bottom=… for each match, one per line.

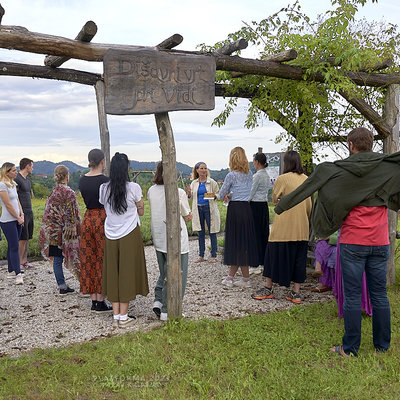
left=206, top=0, right=400, bottom=163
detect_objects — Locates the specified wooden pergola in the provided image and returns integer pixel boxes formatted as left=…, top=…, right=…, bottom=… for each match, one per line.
left=1, top=4, right=399, bottom=318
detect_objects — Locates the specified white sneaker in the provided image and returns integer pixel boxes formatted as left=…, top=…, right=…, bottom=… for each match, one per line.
left=249, top=267, right=262, bottom=275
left=153, top=301, right=162, bottom=318
left=7, top=271, right=15, bottom=279
left=160, top=312, right=168, bottom=321
left=233, top=279, right=251, bottom=288
left=221, top=277, right=233, bottom=288
left=15, top=274, right=24, bottom=285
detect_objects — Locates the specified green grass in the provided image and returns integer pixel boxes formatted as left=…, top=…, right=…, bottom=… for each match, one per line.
left=1, top=286, right=400, bottom=399
left=0, top=196, right=232, bottom=260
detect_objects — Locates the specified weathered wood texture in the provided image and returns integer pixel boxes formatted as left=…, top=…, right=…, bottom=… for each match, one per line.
left=216, top=38, right=248, bottom=55
left=339, top=89, right=391, bottom=138
left=155, top=112, right=182, bottom=319
left=0, top=4, right=4, bottom=25
left=0, top=61, right=100, bottom=85
left=156, top=34, right=183, bottom=50
left=1, top=26, right=400, bottom=88
left=325, top=56, right=393, bottom=72
left=103, top=49, right=216, bottom=115
left=95, top=80, right=111, bottom=176
left=44, top=21, right=97, bottom=68
left=383, top=85, right=400, bottom=286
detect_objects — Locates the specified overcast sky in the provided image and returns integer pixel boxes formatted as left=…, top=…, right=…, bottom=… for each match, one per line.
left=0, top=0, right=399, bottom=169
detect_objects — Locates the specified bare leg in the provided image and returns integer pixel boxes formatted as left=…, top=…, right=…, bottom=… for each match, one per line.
left=293, top=282, right=301, bottom=293
left=240, top=266, right=249, bottom=278
left=19, top=240, right=28, bottom=265
left=265, top=277, right=273, bottom=289
left=228, top=266, right=239, bottom=277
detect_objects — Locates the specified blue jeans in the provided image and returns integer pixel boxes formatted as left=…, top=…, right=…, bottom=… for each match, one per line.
left=340, top=244, right=391, bottom=355
left=154, top=251, right=188, bottom=313
left=53, top=255, right=67, bottom=289
left=197, top=204, right=217, bottom=258
left=0, top=221, right=22, bottom=274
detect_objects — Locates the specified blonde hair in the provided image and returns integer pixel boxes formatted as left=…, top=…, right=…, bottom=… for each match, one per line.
left=192, top=161, right=210, bottom=180
left=54, top=165, right=69, bottom=184
left=0, top=162, right=17, bottom=188
left=229, top=147, right=249, bottom=173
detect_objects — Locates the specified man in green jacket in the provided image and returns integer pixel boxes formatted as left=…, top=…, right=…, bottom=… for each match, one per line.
left=275, top=127, right=400, bottom=356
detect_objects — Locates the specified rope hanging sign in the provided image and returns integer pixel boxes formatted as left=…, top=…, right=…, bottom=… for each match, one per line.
left=103, top=48, right=216, bottom=115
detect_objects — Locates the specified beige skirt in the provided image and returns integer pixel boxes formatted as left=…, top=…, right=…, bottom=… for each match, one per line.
left=102, top=225, right=149, bottom=303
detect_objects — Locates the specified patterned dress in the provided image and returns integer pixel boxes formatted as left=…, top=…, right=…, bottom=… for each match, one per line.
left=38, top=184, right=81, bottom=277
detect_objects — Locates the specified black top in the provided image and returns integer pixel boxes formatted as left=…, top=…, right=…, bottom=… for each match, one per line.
left=79, top=174, right=109, bottom=209
left=15, top=173, right=32, bottom=212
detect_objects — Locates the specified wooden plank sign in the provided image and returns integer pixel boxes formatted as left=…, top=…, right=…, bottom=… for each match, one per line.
left=103, top=49, right=216, bottom=115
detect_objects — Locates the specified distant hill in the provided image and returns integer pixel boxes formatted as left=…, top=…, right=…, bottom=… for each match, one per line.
left=33, top=160, right=87, bottom=176
left=33, top=160, right=230, bottom=180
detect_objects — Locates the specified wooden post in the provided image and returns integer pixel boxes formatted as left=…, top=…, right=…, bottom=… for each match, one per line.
left=155, top=112, right=182, bottom=319
left=95, top=80, right=110, bottom=176
left=383, top=84, right=400, bottom=286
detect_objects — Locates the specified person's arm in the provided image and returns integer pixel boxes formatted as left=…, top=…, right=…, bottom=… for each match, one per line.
left=179, top=189, right=192, bottom=222
left=218, top=173, right=233, bottom=200
left=274, top=165, right=327, bottom=214
left=249, top=172, right=260, bottom=201
left=0, top=190, right=24, bottom=224
left=136, top=198, right=145, bottom=216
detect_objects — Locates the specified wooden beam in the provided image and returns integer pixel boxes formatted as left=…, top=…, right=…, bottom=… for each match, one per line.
left=339, top=89, right=391, bottom=137
left=0, top=61, right=100, bottom=85
left=324, top=56, right=393, bottom=72
left=44, top=21, right=97, bottom=68
left=0, top=4, right=4, bottom=25
left=155, top=112, right=182, bottom=320
left=216, top=39, right=248, bottom=55
left=383, top=84, right=400, bottom=286
left=95, top=80, right=110, bottom=176
left=1, top=25, right=400, bottom=88
left=156, top=34, right=183, bottom=50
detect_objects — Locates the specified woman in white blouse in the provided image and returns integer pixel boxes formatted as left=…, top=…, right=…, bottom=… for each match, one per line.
left=147, top=162, right=192, bottom=321
left=0, top=162, right=24, bottom=285
left=99, top=152, right=149, bottom=329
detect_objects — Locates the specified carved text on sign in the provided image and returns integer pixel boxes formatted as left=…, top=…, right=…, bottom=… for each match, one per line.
left=104, top=49, right=215, bottom=115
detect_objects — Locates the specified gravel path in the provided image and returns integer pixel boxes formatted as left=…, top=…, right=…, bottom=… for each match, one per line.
left=0, top=238, right=334, bottom=356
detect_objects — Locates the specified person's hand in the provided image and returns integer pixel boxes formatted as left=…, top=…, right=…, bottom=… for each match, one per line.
left=183, top=212, right=192, bottom=222
left=17, top=215, right=24, bottom=225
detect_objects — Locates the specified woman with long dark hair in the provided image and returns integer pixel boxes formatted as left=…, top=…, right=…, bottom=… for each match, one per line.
left=249, top=152, right=271, bottom=275
left=79, top=149, right=111, bottom=312
left=99, top=152, right=148, bottom=329
left=252, top=151, right=312, bottom=303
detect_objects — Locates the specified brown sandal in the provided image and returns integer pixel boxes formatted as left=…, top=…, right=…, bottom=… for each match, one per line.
left=194, top=257, right=205, bottom=263
left=330, top=345, right=350, bottom=358
left=311, top=286, right=330, bottom=293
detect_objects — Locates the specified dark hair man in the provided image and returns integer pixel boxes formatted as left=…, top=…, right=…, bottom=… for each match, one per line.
left=15, top=158, right=35, bottom=270
left=274, top=127, right=400, bottom=356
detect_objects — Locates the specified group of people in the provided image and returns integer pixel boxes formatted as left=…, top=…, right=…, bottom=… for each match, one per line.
left=0, top=126, right=397, bottom=356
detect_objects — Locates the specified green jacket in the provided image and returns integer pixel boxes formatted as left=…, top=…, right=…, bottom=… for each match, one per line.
left=274, top=151, right=400, bottom=238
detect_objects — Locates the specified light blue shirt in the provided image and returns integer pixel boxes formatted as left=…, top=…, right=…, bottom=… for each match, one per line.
left=249, top=168, right=271, bottom=202
left=218, top=171, right=253, bottom=201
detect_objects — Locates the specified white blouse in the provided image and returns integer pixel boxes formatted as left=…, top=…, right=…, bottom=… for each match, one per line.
left=99, top=181, right=142, bottom=240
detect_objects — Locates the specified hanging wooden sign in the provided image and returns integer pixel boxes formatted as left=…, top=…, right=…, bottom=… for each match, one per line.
left=103, top=49, right=216, bottom=115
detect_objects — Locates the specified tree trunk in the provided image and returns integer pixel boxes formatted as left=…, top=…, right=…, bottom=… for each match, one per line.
left=95, top=80, right=111, bottom=176
left=383, top=84, right=400, bottom=286
left=154, top=112, right=182, bottom=319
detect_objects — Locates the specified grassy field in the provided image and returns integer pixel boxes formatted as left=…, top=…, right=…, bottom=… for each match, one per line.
left=1, top=284, right=400, bottom=399
left=0, top=196, right=232, bottom=260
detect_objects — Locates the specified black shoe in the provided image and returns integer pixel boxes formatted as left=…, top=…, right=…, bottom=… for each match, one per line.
left=153, top=301, right=162, bottom=318
left=95, top=301, right=113, bottom=313
left=91, top=301, right=97, bottom=311
left=59, top=287, right=75, bottom=295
